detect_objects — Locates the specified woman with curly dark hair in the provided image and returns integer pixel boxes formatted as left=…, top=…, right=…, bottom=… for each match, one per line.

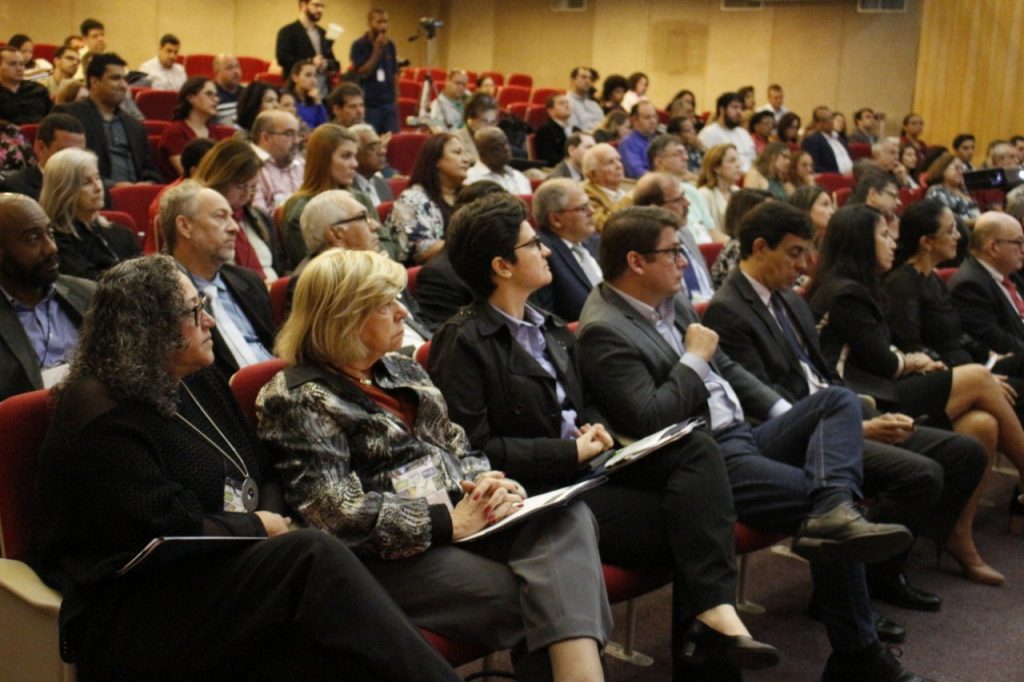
left=157, top=76, right=219, bottom=178
left=28, top=254, right=462, bottom=682
left=234, top=80, right=280, bottom=136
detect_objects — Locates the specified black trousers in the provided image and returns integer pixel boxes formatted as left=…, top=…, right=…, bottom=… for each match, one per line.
left=76, top=529, right=460, bottom=682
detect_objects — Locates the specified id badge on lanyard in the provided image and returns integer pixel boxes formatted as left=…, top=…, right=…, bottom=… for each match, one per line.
left=389, top=454, right=452, bottom=510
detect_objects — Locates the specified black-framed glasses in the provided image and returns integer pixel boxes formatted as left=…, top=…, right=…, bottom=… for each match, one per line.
left=182, top=295, right=207, bottom=327
left=268, top=129, right=298, bottom=139
left=331, top=212, right=371, bottom=228
left=995, top=238, right=1024, bottom=248
left=644, top=245, right=686, bottom=260
left=514, top=235, right=544, bottom=252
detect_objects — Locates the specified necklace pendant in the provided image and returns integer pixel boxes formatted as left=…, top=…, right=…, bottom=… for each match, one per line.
left=242, top=477, right=259, bottom=512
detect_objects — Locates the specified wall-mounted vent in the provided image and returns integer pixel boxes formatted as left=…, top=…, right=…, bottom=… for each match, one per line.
left=721, top=0, right=764, bottom=10
left=857, top=0, right=906, bottom=13
left=552, top=0, right=587, bottom=11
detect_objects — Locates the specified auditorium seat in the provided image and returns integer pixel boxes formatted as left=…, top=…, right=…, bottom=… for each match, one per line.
left=17, top=123, right=38, bottom=144
left=254, top=72, right=284, bottom=87
left=813, top=172, right=854, bottom=195
left=183, top=53, right=215, bottom=78
left=99, top=210, right=140, bottom=248
left=386, top=133, right=430, bottom=175
left=848, top=142, right=872, bottom=161
left=698, top=242, right=724, bottom=269
left=388, top=176, right=410, bottom=197
left=237, top=56, right=270, bottom=83
left=376, top=200, right=393, bottom=224
left=507, top=73, right=533, bottom=89
left=110, top=184, right=168, bottom=254
left=397, top=97, right=419, bottom=130
left=835, top=187, right=854, bottom=207
left=269, top=276, right=291, bottom=327
left=398, top=79, right=422, bottom=100
left=936, top=267, right=957, bottom=283
left=497, top=86, right=530, bottom=109
left=529, top=87, right=562, bottom=106
left=479, top=70, right=504, bottom=87
left=210, top=124, right=236, bottom=141
left=525, top=105, right=548, bottom=130
left=136, top=89, right=177, bottom=121
left=508, top=102, right=530, bottom=122
left=406, top=265, right=422, bottom=297
left=32, top=43, right=58, bottom=64
left=143, top=120, right=170, bottom=136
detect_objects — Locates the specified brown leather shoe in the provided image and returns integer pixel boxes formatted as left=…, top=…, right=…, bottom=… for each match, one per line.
left=792, top=502, right=913, bottom=564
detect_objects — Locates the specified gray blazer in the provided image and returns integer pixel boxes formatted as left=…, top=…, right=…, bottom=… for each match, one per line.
left=0, top=275, right=95, bottom=401
left=576, top=282, right=781, bottom=438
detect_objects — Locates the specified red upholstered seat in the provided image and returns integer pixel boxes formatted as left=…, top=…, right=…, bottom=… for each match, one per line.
left=255, top=72, right=284, bottom=87
left=525, top=105, right=548, bottom=130
left=388, top=176, right=410, bottom=196
left=269, top=277, right=291, bottom=328
left=136, top=89, right=178, bottom=121
left=936, top=267, right=957, bottom=284
left=497, top=86, right=530, bottom=108
left=0, top=389, right=52, bottom=561
left=183, top=53, right=215, bottom=79
left=143, top=119, right=169, bottom=136
left=848, top=142, right=872, bottom=161
left=110, top=184, right=168, bottom=254
left=397, top=97, right=419, bottom=130
left=813, top=172, right=854, bottom=194
left=376, top=200, right=393, bottom=224
left=32, top=43, right=58, bottom=64
left=835, top=187, right=854, bottom=207
left=406, top=265, right=422, bottom=297
left=17, top=123, right=39, bottom=144
left=508, top=102, right=530, bottom=121
left=698, top=242, right=723, bottom=269
left=529, top=87, right=562, bottom=106
left=398, top=79, right=422, bottom=100
left=414, top=339, right=432, bottom=371
left=507, top=73, right=533, bottom=89
left=229, top=359, right=288, bottom=427
left=386, top=133, right=430, bottom=175
left=480, top=71, right=504, bottom=87
left=237, top=56, right=270, bottom=83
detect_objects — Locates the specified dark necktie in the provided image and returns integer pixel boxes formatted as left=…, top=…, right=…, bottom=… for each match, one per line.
left=681, top=252, right=701, bottom=298
left=769, top=291, right=824, bottom=381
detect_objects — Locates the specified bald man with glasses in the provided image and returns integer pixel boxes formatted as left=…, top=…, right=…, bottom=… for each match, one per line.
left=251, top=110, right=305, bottom=212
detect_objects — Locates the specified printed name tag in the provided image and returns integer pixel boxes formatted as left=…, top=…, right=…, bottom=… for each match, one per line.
left=376, top=67, right=385, bottom=83
left=390, top=454, right=452, bottom=510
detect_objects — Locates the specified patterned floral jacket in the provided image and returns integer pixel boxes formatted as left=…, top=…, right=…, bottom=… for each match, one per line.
left=256, top=352, right=490, bottom=559
left=383, top=184, right=443, bottom=264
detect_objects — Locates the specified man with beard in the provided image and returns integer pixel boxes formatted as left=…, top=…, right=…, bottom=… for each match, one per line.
left=698, top=92, right=757, bottom=172
left=350, top=8, right=399, bottom=134
left=276, top=0, right=338, bottom=97
left=0, top=194, right=94, bottom=400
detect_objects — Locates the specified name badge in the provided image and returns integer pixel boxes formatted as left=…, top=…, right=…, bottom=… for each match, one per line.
left=40, top=363, right=69, bottom=389
left=390, top=454, right=452, bottom=510
left=224, top=476, right=247, bottom=512
left=376, top=67, right=385, bottom=83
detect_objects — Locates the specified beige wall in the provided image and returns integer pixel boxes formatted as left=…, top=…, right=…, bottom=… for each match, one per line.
left=437, top=0, right=921, bottom=130
left=3, top=0, right=431, bottom=72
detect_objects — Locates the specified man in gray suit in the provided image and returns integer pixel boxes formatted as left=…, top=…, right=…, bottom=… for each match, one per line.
left=576, top=206, right=930, bottom=682
left=548, top=131, right=593, bottom=182
left=0, top=194, right=94, bottom=400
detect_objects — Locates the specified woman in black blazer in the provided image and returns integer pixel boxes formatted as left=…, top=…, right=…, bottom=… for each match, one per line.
left=808, top=204, right=1024, bottom=584
left=430, top=194, right=780, bottom=677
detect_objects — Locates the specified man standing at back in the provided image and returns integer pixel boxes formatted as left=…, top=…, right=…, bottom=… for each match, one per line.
left=54, top=53, right=162, bottom=190
left=277, top=0, right=338, bottom=98
left=350, top=8, right=399, bottom=134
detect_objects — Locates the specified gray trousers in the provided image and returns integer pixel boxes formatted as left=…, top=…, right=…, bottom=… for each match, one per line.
left=362, top=501, right=613, bottom=679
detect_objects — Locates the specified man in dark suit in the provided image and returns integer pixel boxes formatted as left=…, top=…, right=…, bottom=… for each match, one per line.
left=275, top=0, right=338, bottom=95
left=0, top=114, right=85, bottom=201
left=548, top=132, right=593, bottom=182
left=161, top=181, right=275, bottom=376
left=0, top=195, right=94, bottom=401
left=534, top=93, right=577, bottom=167
left=703, top=201, right=986, bottom=619
left=802, top=105, right=853, bottom=175
left=530, top=179, right=600, bottom=321
left=54, top=53, right=162, bottom=192
left=351, top=124, right=394, bottom=207
left=577, top=206, right=929, bottom=682
left=949, top=211, right=1024, bottom=353
left=0, top=46, right=52, bottom=125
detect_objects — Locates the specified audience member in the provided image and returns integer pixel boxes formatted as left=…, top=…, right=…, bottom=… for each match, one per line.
left=74, top=18, right=106, bottom=79
left=698, top=92, right=756, bottom=172
left=788, top=150, right=816, bottom=191
left=704, top=200, right=986, bottom=606
left=530, top=178, right=601, bottom=320
left=0, top=194, right=94, bottom=400
left=871, top=136, right=901, bottom=174
left=7, top=35, right=53, bottom=82
left=757, top=84, right=788, bottom=123
left=671, top=115, right=705, bottom=173
left=744, top=142, right=793, bottom=200
left=40, top=148, right=140, bottom=280
left=466, top=127, right=531, bottom=194
left=774, top=111, right=802, bottom=146
left=666, top=89, right=697, bottom=121
left=211, top=54, right=243, bottom=125
left=158, top=77, right=219, bottom=178
left=235, top=81, right=280, bottom=136
left=432, top=193, right=781, bottom=680
left=591, top=110, right=629, bottom=144
left=350, top=8, right=399, bottom=133
left=195, top=139, right=286, bottom=280
left=276, top=0, right=338, bottom=97
left=619, top=101, right=660, bottom=179
left=0, top=114, right=84, bottom=200
left=575, top=205, right=921, bottom=682
left=697, top=143, right=742, bottom=234
left=924, top=152, right=980, bottom=230
left=647, top=134, right=715, bottom=237
left=581, top=142, right=626, bottom=232
left=249, top=110, right=304, bottom=212
left=549, top=131, right=593, bottom=181
left=900, top=113, right=927, bottom=159
left=161, top=180, right=274, bottom=374
left=282, top=124, right=376, bottom=264
left=952, top=133, right=976, bottom=171
left=832, top=112, right=848, bottom=143
left=139, top=34, right=187, bottom=92
left=144, top=137, right=217, bottom=251
left=55, top=53, right=162, bottom=189
left=748, top=110, right=774, bottom=155
left=384, top=132, right=469, bottom=263
left=475, top=74, right=497, bottom=97
left=453, top=92, right=499, bottom=163
left=40, top=45, right=81, bottom=98
left=327, top=81, right=365, bottom=126
left=350, top=123, right=393, bottom=207
left=802, top=106, right=852, bottom=175
left=849, top=108, right=878, bottom=145
left=599, top=73, right=628, bottom=113
left=896, top=145, right=921, bottom=189
left=620, top=71, right=648, bottom=113
left=709, top=188, right=772, bottom=289
left=286, top=59, right=328, bottom=130
left=429, top=69, right=468, bottom=131
left=534, top=93, right=577, bottom=167
left=257, top=247, right=613, bottom=682
left=0, top=45, right=52, bottom=125
left=567, top=66, right=603, bottom=132
left=28, top=253, right=460, bottom=682
left=789, top=183, right=835, bottom=248
left=633, top=172, right=715, bottom=301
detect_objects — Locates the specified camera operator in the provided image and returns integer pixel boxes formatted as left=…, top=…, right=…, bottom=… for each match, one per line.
left=351, top=8, right=399, bottom=134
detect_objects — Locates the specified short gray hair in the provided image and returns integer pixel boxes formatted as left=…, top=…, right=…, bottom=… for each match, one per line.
left=872, top=136, right=899, bottom=157
left=300, top=189, right=357, bottom=253
left=582, top=143, right=615, bottom=176
left=159, top=180, right=204, bottom=254
left=532, top=178, right=576, bottom=229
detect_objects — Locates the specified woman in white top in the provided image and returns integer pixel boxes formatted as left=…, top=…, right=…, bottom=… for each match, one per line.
left=696, top=143, right=741, bottom=241
left=620, top=72, right=649, bottom=113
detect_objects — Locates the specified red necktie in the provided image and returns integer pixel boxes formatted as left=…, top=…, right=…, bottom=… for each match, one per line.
left=1001, top=276, right=1024, bottom=317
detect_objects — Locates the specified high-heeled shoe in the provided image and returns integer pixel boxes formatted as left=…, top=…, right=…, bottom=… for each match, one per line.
left=678, top=619, right=781, bottom=670
left=1009, top=486, right=1024, bottom=536
left=937, top=544, right=1005, bottom=587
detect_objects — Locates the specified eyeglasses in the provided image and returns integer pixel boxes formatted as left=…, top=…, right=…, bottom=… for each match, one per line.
left=995, top=238, right=1024, bottom=248
left=644, top=245, right=686, bottom=260
left=331, top=212, right=371, bottom=228
left=660, top=194, right=687, bottom=206
left=182, top=295, right=207, bottom=327
left=232, top=180, right=259, bottom=194
left=268, top=129, right=298, bottom=139
left=514, top=235, right=544, bottom=252
left=558, top=203, right=593, bottom=215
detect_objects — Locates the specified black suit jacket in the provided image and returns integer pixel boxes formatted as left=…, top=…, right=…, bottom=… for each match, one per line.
left=801, top=131, right=847, bottom=174
left=704, top=271, right=839, bottom=403
left=0, top=164, right=42, bottom=200
left=54, top=99, right=162, bottom=186
left=430, top=301, right=594, bottom=491
left=576, top=283, right=781, bottom=439
left=275, top=21, right=338, bottom=79
left=948, top=256, right=1024, bottom=354
left=0, top=276, right=95, bottom=401
left=531, top=229, right=596, bottom=323
left=207, top=264, right=276, bottom=376
left=414, top=251, right=474, bottom=331
left=534, top=119, right=573, bottom=167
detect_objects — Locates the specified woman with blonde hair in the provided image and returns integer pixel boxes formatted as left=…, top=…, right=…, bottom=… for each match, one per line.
left=743, top=142, right=793, bottom=200
left=280, top=123, right=377, bottom=264
left=39, top=147, right=140, bottom=280
left=697, top=143, right=741, bottom=235
left=258, top=247, right=613, bottom=682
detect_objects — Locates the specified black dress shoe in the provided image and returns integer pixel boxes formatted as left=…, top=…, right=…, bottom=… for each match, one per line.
left=677, top=620, right=781, bottom=671
left=873, top=612, right=906, bottom=644
left=822, top=641, right=934, bottom=681
left=874, top=573, right=942, bottom=612
left=792, top=502, right=914, bottom=564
